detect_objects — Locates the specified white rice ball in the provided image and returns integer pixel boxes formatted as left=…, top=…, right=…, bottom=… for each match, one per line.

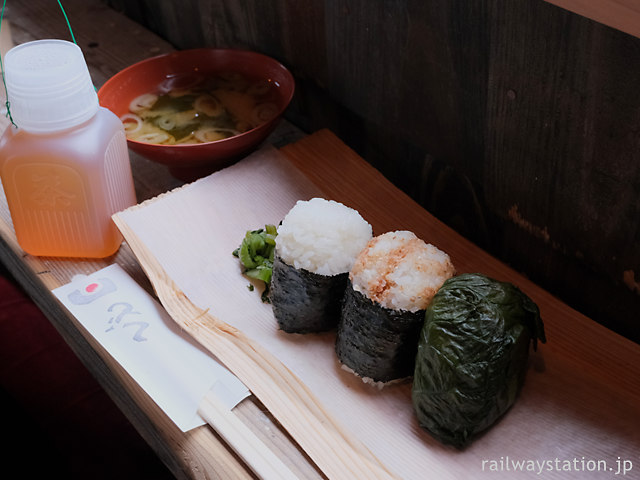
left=350, top=230, right=455, bottom=312
left=276, top=198, right=373, bottom=276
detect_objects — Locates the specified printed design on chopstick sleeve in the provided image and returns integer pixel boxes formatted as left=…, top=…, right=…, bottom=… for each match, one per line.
left=106, top=302, right=147, bottom=342
left=68, top=277, right=117, bottom=304
left=67, top=277, right=149, bottom=342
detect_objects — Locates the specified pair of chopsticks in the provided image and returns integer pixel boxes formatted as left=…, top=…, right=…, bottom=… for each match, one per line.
left=198, top=390, right=299, bottom=480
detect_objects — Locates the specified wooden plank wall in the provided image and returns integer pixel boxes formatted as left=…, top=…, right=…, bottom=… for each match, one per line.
left=544, top=0, right=640, bottom=39
left=102, top=0, right=640, bottom=343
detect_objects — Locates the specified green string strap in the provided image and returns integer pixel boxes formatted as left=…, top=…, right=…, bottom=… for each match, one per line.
left=0, top=0, right=16, bottom=127
left=57, top=0, right=77, bottom=44
left=0, top=0, right=80, bottom=128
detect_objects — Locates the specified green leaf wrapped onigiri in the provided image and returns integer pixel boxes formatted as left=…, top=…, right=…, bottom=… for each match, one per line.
left=412, top=273, right=546, bottom=448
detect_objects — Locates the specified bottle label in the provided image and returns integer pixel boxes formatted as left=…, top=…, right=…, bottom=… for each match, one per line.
left=10, top=162, right=93, bottom=254
left=15, top=163, right=86, bottom=211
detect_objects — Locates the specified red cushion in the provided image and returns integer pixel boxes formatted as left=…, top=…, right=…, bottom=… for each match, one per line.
left=0, top=272, right=174, bottom=479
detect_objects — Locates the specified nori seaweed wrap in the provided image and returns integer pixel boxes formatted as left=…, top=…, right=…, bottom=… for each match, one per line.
left=336, top=279, right=424, bottom=382
left=270, top=255, right=349, bottom=333
left=336, top=231, right=455, bottom=384
left=412, top=273, right=546, bottom=448
left=269, top=198, right=372, bottom=333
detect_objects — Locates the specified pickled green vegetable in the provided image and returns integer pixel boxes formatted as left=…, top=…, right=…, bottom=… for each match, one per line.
left=233, top=225, right=278, bottom=301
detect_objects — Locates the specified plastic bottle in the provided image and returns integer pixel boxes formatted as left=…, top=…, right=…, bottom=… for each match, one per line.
left=0, top=39, right=137, bottom=258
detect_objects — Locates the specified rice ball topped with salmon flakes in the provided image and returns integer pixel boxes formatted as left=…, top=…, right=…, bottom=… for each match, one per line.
left=336, top=230, right=455, bottom=385
left=351, top=230, right=455, bottom=312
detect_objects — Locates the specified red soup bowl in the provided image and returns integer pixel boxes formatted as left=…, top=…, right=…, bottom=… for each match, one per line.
left=98, top=48, right=295, bottom=181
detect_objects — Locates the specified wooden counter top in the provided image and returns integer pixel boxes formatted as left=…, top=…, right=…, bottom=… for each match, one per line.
left=1, top=1, right=638, bottom=479
left=0, top=1, right=309, bottom=478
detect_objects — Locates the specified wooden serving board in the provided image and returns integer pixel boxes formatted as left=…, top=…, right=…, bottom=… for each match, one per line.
left=114, top=130, right=640, bottom=479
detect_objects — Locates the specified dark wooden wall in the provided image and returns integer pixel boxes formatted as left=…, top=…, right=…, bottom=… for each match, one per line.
left=103, top=0, right=640, bottom=343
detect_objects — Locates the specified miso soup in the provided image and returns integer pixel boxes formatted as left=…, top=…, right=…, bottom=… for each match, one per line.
left=121, top=71, right=280, bottom=145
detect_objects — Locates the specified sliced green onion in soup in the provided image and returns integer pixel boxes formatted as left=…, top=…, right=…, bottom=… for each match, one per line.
left=136, top=131, right=175, bottom=145
left=194, top=127, right=239, bottom=143
left=156, top=115, right=176, bottom=131
left=174, top=133, right=199, bottom=144
left=122, top=71, right=279, bottom=145
left=129, top=93, right=158, bottom=114
left=194, top=94, right=224, bottom=117
left=120, top=113, right=143, bottom=134
left=172, top=109, right=199, bottom=127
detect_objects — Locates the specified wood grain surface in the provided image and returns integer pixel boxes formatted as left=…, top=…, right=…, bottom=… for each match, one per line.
left=282, top=130, right=640, bottom=398
left=544, top=0, right=640, bottom=38
left=104, top=0, right=640, bottom=344
left=1, top=1, right=639, bottom=478
left=0, top=1, right=293, bottom=478
left=113, top=129, right=640, bottom=479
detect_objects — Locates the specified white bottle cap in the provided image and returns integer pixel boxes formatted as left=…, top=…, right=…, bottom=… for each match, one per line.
left=4, top=39, right=99, bottom=132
